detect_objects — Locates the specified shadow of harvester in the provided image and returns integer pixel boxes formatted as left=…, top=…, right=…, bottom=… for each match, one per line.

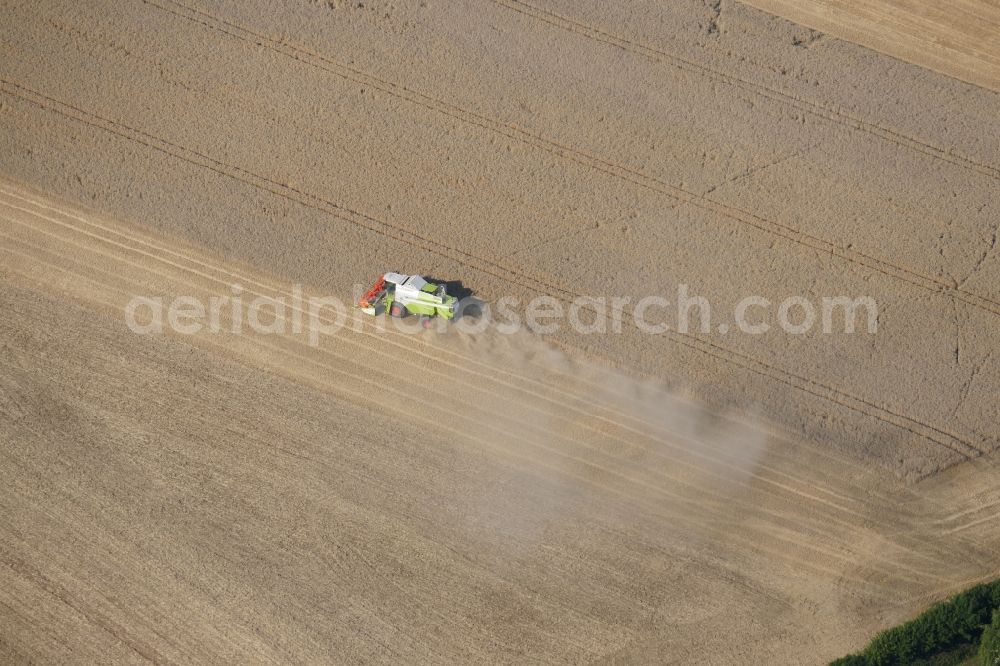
left=424, top=277, right=487, bottom=320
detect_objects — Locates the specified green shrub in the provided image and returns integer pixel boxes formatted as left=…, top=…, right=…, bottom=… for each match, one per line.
left=831, top=579, right=1000, bottom=666
left=981, top=609, right=1000, bottom=666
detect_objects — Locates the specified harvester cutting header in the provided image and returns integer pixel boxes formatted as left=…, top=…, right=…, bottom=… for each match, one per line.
left=357, top=273, right=459, bottom=328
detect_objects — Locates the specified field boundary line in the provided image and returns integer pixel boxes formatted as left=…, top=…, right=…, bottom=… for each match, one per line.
left=1, top=194, right=887, bottom=526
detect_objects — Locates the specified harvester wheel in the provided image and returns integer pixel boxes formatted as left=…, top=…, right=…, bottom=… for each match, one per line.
left=420, top=315, right=434, bottom=330
left=390, top=302, right=406, bottom=318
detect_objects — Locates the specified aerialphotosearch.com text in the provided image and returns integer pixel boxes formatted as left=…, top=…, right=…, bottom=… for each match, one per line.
left=124, top=283, right=878, bottom=345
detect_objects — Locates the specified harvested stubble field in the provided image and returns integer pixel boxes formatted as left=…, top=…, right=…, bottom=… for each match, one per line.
left=0, top=0, right=998, bottom=663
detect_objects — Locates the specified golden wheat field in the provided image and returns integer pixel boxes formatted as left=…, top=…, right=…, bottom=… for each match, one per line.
left=1, top=1, right=998, bottom=663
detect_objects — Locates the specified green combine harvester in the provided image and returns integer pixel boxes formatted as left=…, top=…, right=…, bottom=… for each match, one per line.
left=357, top=272, right=459, bottom=329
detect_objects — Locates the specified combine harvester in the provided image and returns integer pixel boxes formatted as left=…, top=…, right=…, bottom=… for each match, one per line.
left=357, top=272, right=459, bottom=329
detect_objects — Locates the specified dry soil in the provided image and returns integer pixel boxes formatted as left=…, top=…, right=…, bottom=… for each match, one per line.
left=1, top=1, right=999, bottom=663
